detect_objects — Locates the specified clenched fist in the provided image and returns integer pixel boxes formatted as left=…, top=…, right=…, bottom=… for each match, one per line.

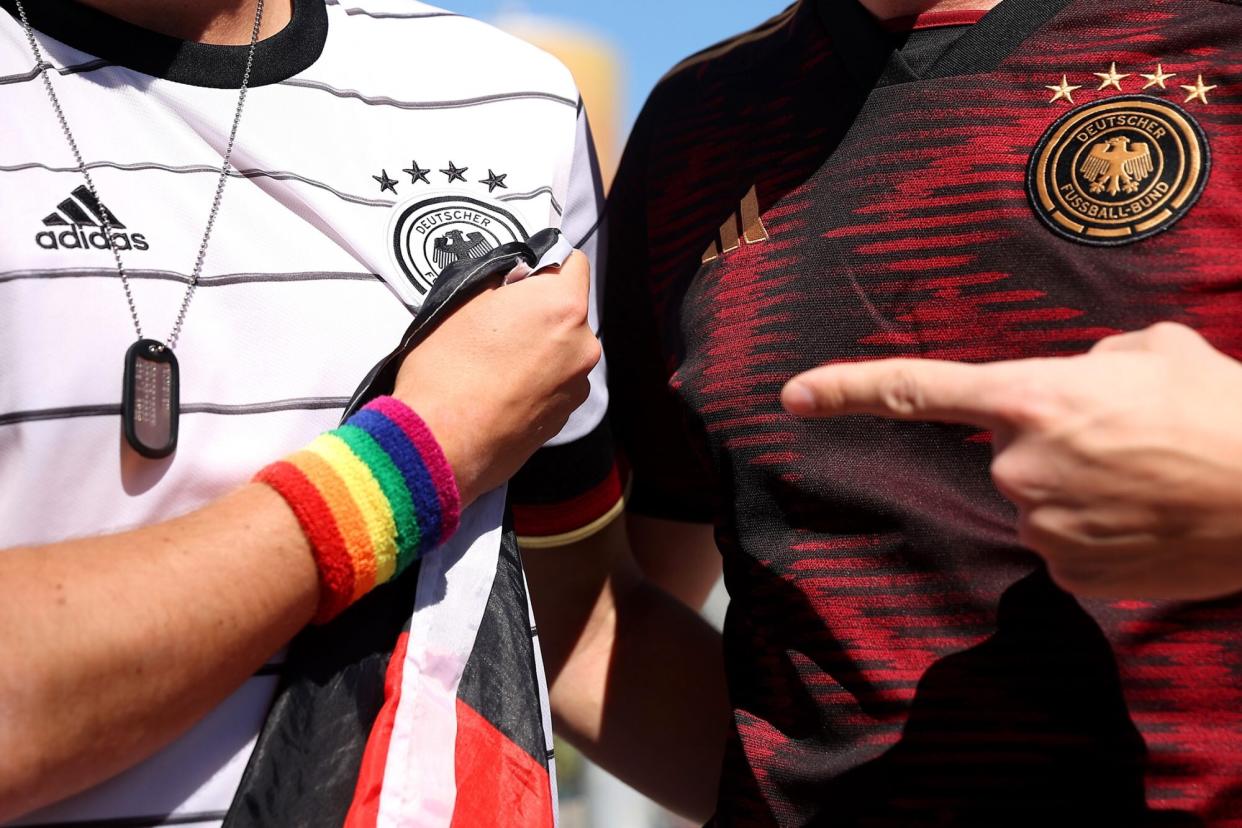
left=395, top=251, right=601, bottom=507
left=782, top=322, right=1242, bottom=601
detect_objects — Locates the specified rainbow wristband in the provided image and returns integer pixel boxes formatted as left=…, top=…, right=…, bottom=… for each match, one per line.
left=255, top=396, right=462, bottom=623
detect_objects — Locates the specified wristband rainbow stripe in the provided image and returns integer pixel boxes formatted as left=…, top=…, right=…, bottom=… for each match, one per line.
left=255, top=396, right=462, bottom=623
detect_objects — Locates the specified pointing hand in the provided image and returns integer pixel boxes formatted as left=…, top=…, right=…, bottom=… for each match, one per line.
left=782, top=323, right=1242, bottom=601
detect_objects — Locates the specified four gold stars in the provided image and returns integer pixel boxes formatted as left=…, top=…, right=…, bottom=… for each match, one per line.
left=1141, top=64, right=1177, bottom=90
left=1094, top=62, right=1131, bottom=91
left=1181, top=74, right=1218, bottom=105
left=1046, top=74, right=1083, bottom=104
left=1044, top=64, right=1218, bottom=105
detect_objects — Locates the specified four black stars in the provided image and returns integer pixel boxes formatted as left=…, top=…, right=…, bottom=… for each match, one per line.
left=440, top=161, right=469, bottom=183
left=480, top=169, right=508, bottom=192
left=372, top=169, right=398, bottom=194
left=375, top=161, right=511, bottom=194
left=403, top=160, right=431, bottom=185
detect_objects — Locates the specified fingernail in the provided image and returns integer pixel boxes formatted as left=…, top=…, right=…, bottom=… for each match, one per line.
left=782, top=382, right=816, bottom=414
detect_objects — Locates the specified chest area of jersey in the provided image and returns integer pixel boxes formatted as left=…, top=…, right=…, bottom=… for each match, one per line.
left=659, top=55, right=1241, bottom=524
left=676, top=74, right=1241, bottom=413
left=0, top=74, right=570, bottom=311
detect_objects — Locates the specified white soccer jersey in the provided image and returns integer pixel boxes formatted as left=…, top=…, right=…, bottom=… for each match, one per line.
left=0, top=1, right=607, bottom=824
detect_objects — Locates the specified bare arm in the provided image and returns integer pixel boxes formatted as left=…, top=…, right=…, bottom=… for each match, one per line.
left=0, top=257, right=599, bottom=820
left=628, top=513, right=723, bottom=610
left=523, top=515, right=730, bottom=822
left=0, top=485, right=316, bottom=820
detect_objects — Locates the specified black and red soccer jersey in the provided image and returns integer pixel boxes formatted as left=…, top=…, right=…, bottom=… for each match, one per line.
left=604, top=0, right=1242, bottom=824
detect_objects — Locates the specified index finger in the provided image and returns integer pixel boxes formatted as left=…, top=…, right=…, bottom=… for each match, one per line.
left=781, top=358, right=1035, bottom=430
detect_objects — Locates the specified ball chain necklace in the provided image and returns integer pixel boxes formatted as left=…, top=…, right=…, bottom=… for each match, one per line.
left=13, top=0, right=265, bottom=459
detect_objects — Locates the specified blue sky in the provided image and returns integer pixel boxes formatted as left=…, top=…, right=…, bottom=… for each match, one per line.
left=439, top=0, right=792, bottom=132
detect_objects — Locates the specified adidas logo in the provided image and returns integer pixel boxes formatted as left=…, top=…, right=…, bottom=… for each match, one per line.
left=34, top=186, right=149, bottom=252
left=702, top=184, right=768, bottom=264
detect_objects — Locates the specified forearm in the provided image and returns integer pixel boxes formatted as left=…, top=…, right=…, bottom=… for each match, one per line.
left=554, top=575, right=729, bottom=821
left=524, top=522, right=730, bottom=822
left=627, top=513, right=723, bottom=610
left=0, top=484, right=317, bottom=820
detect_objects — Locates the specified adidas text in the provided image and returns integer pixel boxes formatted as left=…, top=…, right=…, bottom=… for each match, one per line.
left=35, top=227, right=150, bottom=252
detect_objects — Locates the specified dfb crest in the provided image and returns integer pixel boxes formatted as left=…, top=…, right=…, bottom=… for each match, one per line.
left=388, top=190, right=529, bottom=295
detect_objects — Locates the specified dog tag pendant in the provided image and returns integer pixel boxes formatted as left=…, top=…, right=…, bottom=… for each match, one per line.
left=122, top=339, right=180, bottom=459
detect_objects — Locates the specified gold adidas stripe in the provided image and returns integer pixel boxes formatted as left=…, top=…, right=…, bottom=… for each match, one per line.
left=741, top=184, right=769, bottom=243
left=703, top=185, right=769, bottom=263
left=719, top=213, right=741, bottom=255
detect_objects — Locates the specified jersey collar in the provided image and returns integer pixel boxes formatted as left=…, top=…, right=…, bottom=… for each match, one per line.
left=816, top=0, right=1075, bottom=90
left=0, top=0, right=327, bottom=88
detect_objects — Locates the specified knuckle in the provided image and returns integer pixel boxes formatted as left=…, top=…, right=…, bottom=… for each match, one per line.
left=1016, top=510, right=1117, bottom=596
left=1018, top=507, right=1075, bottom=553
left=1090, top=332, right=1131, bottom=354
left=878, top=367, right=926, bottom=415
left=553, top=291, right=589, bottom=326
left=1025, top=505, right=1068, bottom=540
left=582, top=336, right=603, bottom=372
left=990, top=452, right=1037, bottom=501
left=1145, top=321, right=1199, bottom=349
left=1148, top=320, right=1186, bottom=338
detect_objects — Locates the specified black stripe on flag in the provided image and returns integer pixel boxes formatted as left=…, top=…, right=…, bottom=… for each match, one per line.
left=223, top=561, right=423, bottom=827
left=455, top=530, right=550, bottom=768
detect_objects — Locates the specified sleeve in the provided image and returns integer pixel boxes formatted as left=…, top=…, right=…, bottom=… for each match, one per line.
left=598, top=96, right=718, bottom=525
left=510, top=101, right=626, bottom=548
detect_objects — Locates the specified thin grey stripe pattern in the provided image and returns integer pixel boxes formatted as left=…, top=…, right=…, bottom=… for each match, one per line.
left=0, top=160, right=395, bottom=209
left=22, top=812, right=226, bottom=828
left=572, top=210, right=606, bottom=250
left=0, top=397, right=351, bottom=427
left=279, top=78, right=578, bottom=112
left=340, top=8, right=457, bottom=19
left=1, top=62, right=578, bottom=115
left=325, top=0, right=459, bottom=20
left=498, top=186, right=563, bottom=215
left=2, top=60, right=575, bottom=116
left=0, top=267, right=381, bottom=287
left=0, top=58, right=111, bottom=86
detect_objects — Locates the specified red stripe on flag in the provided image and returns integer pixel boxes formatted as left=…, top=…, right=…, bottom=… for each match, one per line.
left=451, top=699, right=554, bottom=828
left=345, top=631, right=411, bottom=828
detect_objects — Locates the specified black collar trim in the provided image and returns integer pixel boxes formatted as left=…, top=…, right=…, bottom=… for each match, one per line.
left=0, top=0, right=327, bottom=88
left=816, top=0, right=1077, bottom=90
left=925, top=0, right=1076, bottom=78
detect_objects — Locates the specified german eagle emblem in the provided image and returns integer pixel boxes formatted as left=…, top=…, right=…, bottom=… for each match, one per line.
left=432, top=229, right=494, bottom=269
left=1079, top=136, right=1154, bottom=196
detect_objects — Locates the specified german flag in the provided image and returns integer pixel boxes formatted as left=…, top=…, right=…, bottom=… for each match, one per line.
left=223, top=493, right=558, bottom=828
